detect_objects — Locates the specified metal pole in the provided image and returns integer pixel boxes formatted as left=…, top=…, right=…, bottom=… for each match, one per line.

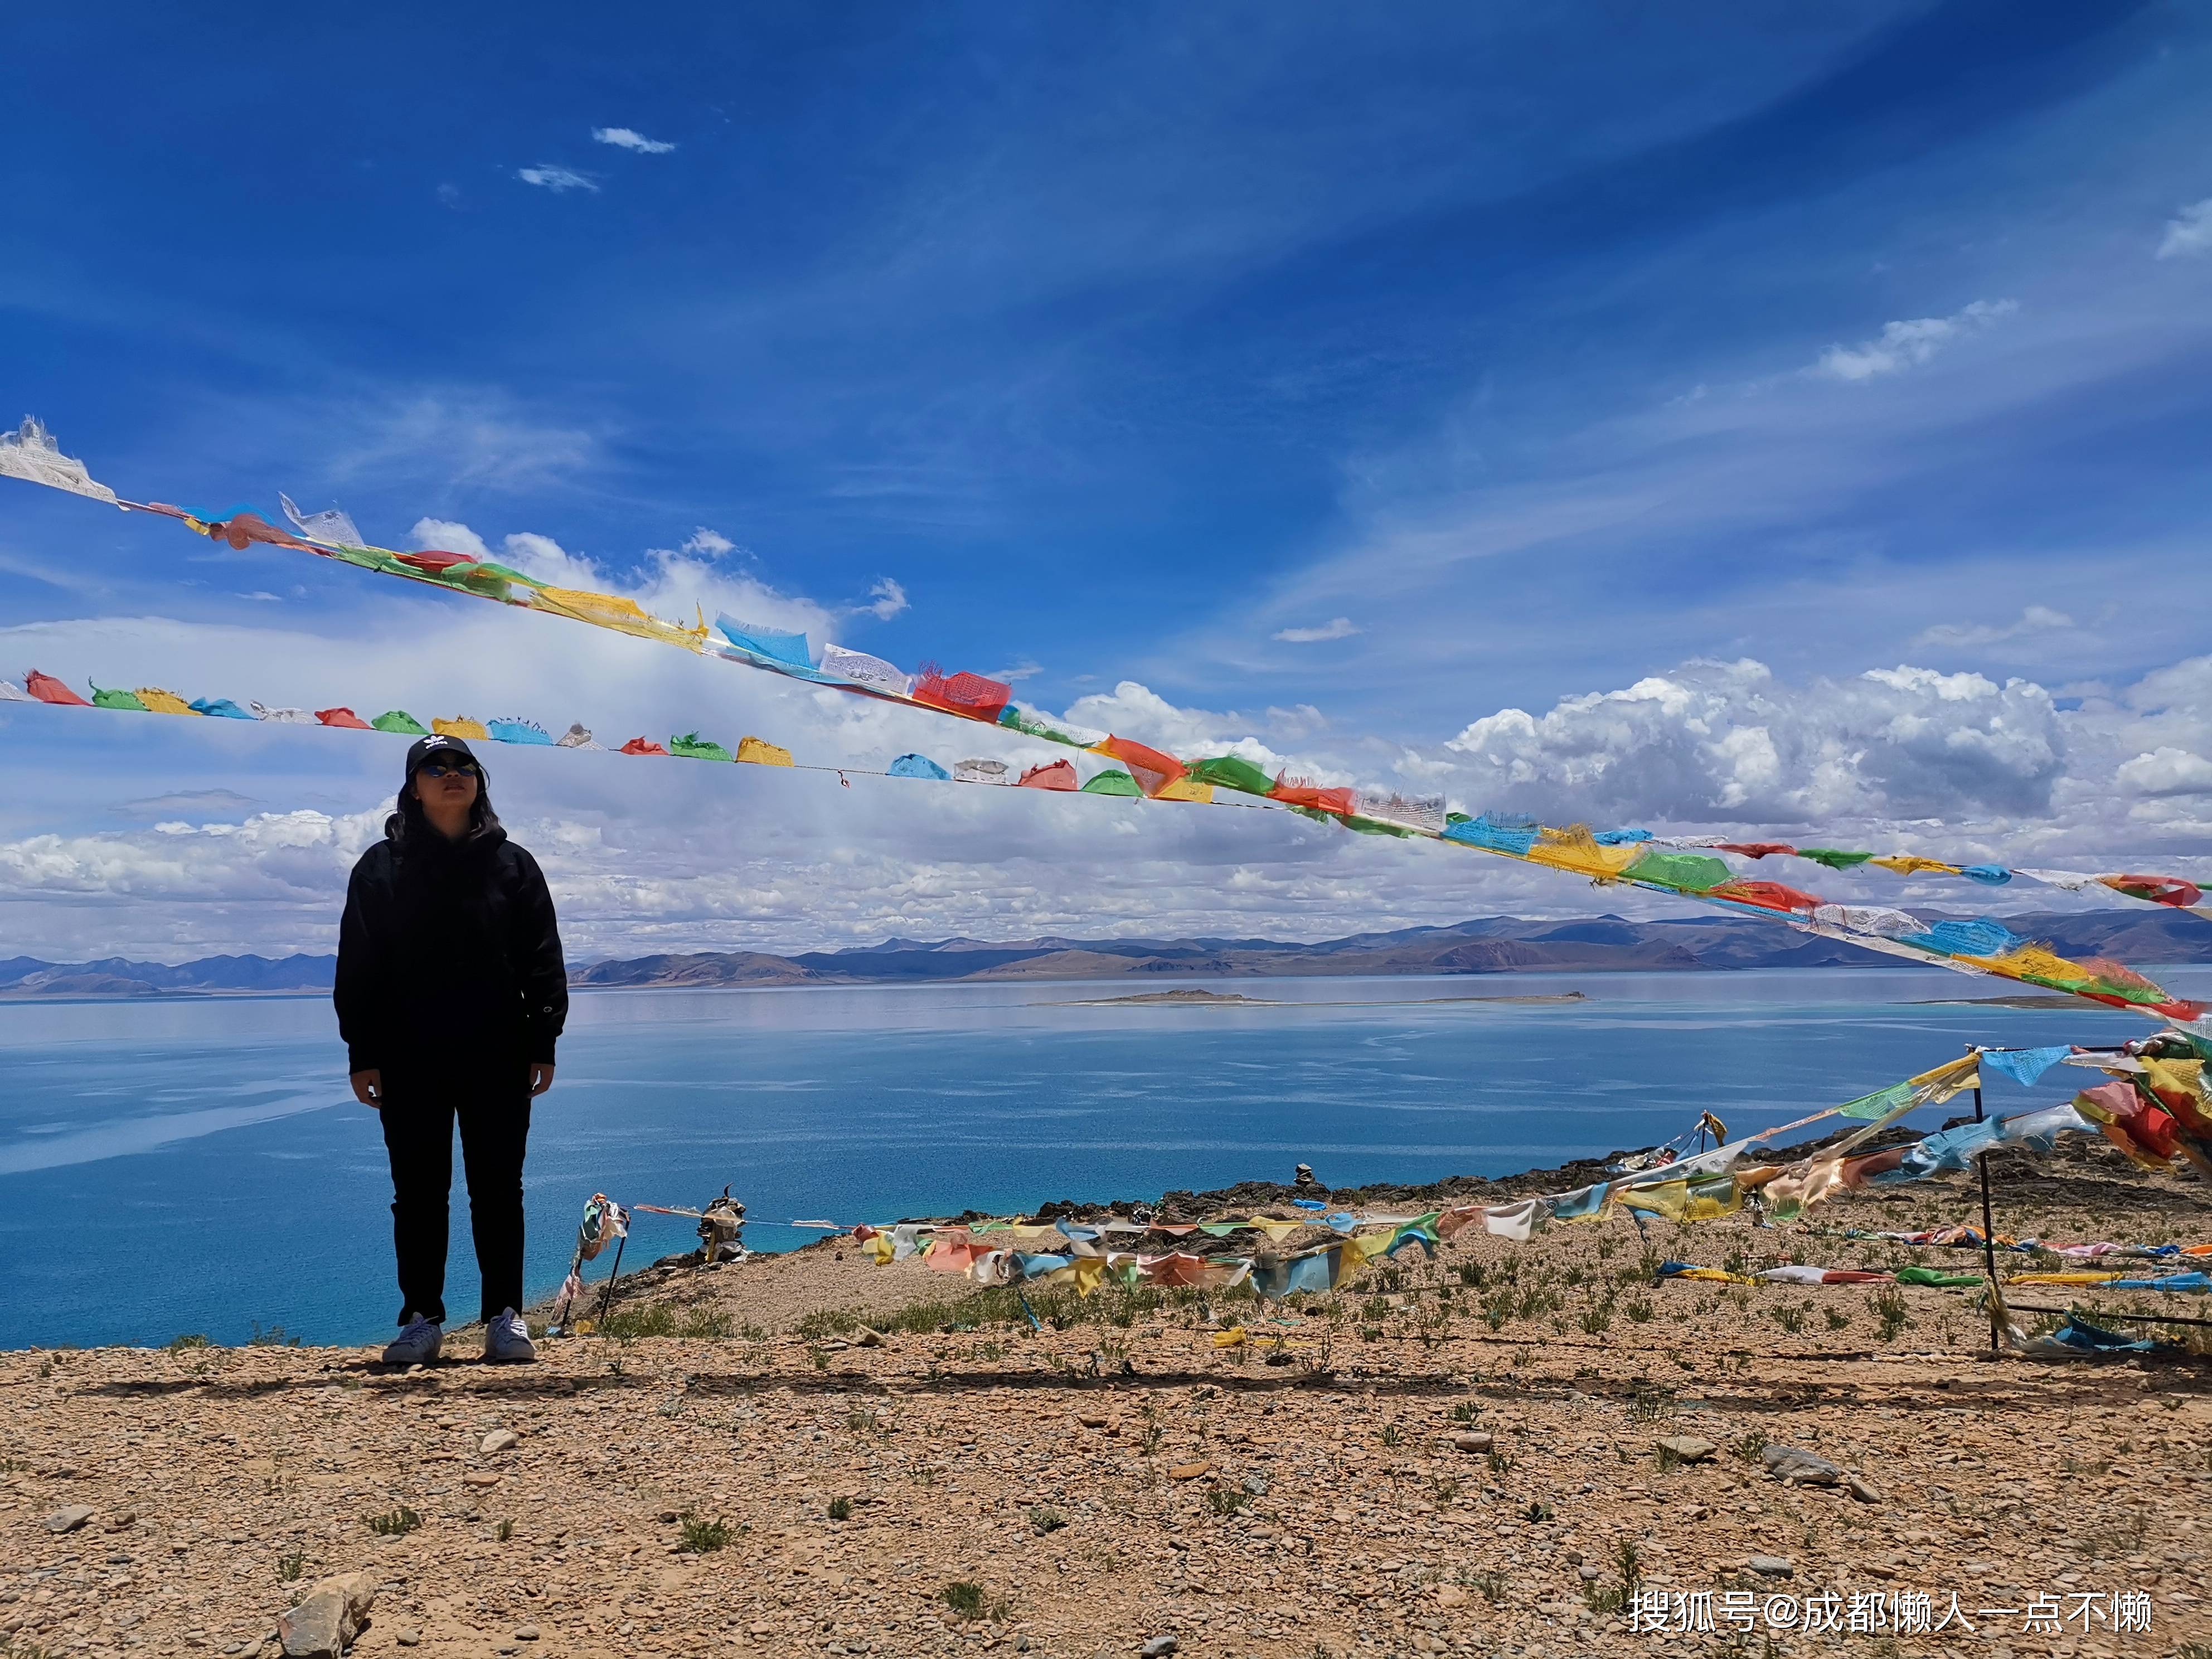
left=1971, top=1076, right=2000, bottom=1351
left=594, top=1234, right=629, bottom=1330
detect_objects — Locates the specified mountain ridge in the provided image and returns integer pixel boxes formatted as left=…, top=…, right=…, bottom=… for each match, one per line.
left=3, top=908, right=2206, bottom=997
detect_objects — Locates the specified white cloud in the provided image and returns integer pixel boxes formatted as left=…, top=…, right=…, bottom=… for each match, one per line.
left=1273, top=617, right=1361, bottom=643
left=516, top=166, right=599, bottom=194
left=328, top=392, right=600, bottom=493
left=1812, top=299, right=2017, bottom=381
left=591, top=127, right=676, bottom=155
left=1443, top=657, right=2064, bottom=823
left=994, top=659, right=1044, bottom=683
left=2157, top=198, right=2212, bottom=260
left=856, top=577, right=908, bottom=621
left=1910, top=604, right=2073, bottom=651
left=681, top=528, right=735, bottom=559
left=409, top=518, right=840, bottom=642
left=2114, top=746, right=2212, bottom=798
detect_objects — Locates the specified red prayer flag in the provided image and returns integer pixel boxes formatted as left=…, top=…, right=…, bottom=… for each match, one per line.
left=23, top=669, right=91, bottom=707
left=619, top=736, right=671, bottom=756
left=1714, top=842, right=1796, bottom=859
left=315, top=707, right=372, bottom=729
left=1707, top=880, right=1823, bottom=914
left=1017, top=760, right=1079, bottom=791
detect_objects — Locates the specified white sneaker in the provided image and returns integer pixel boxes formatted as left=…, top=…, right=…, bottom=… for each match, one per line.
left=382, top=1315, right=442, bottom=1365
left=484, top=1308, right=536, bottom=1364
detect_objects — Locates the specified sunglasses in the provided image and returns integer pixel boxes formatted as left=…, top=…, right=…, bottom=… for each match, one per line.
left=416, top=760, right=479, bottom=779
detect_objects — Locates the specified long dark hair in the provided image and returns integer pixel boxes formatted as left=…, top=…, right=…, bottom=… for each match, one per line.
left=384, top=775, right=503, bottom=848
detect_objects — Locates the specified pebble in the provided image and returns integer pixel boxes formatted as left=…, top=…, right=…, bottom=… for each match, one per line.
left=1748, top=1555, right=1795, bottom=1578
left=1141, top=1638, right=1178, bottom=1657
left=1760, top=1444, right=1841, bottom=1486
left=481, top=1428, right=519, bottom=1454
left=1241, top=1471, right=1270, bottom=1497
left=43, top=1505, right=95, bottom=1534
left=395, top=1631, right=421, bottom=1647
left=1656, top=1435, right=1716, bottom=1463
left=1167, top=1462, right=1210, bottom=1481
left=1452, top=1432, right=1494, bottom=1453
left=513, top=1626, right=539, bottom=1641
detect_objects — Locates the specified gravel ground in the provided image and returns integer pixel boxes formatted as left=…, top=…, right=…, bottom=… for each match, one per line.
left=6, top=1170, right=2210, bottom=1659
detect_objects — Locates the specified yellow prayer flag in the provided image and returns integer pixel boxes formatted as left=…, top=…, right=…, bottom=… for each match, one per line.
left=1870, top=855, right=1962, bottom=876
left=133, top=687, right=200, bottom=716
left=735, top=735, right=794, bottom=767
left=1155, top=777, right=1215, bottom=803
left=432, top=716, right=490, bottom=740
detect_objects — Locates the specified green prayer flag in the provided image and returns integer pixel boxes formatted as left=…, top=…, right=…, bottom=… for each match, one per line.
left=371, top=710, right=428, bottom=735
left=670, top=732, right=734, bottom=762
left=1624, top=850, right=1731, bottom=892
left=1798, top=847, right=1875, bottom=870
left=1079, top=769, right=1142, bottom=796
left=1895, top=1267, right=1983, bottom=1288
left=90, top=685, right=146, bottom=711
left=1183, top=755, right=1275, bottom=795
left=1837, top=1079, right=1918, bottom=1120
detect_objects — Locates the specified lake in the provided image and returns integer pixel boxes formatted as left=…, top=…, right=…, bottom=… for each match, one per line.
left=2, top=966, right=2196, bottom=1350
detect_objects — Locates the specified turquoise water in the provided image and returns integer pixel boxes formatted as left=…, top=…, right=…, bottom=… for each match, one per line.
left=2, top=968, right=2196, bottom=1350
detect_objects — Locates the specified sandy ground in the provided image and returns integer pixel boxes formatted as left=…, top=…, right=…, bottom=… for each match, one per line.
left=6, top=1167, right=2211, bottom=1659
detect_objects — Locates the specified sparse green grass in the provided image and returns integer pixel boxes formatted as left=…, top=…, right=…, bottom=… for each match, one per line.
left=1733, top=1428, right=1769, bottom=1463
left=1379, top=1423, right=1401, bottom=1447
left=495, top=1519, right=515, bottom=1542
left=827, top=1496, right=852, bottom=1522
left=1448, top=1400, right=1481, bottom=1423
left=277, top=1549, right=307, bottom=1582
left=678, top=1514, right=733, bottom=1553
left=1468, top=1569, right=1508, bottom=1605
left=1029, top=1505, right=1068, bottom=1535
left=599, top=1302, right=733, bottom=1340
left=939, top=1581, right=986, bottom=1619
left=1871, top=1288, right=1911, bottom=1342
left=166, top=1333, right=211, bottom=1354
left=247, top=1322, right=300, bottom=1347
left=1206, top=1487, right=1249, bottom=1516
left=365, top=1506, right=421, bottom=1537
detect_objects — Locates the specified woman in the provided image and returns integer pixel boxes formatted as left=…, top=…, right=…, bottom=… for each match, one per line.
left=335, top=734, right=567, bottom=1364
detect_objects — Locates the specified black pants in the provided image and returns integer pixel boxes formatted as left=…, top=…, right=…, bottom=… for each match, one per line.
left=378, top=1063, right=532, bottom=1327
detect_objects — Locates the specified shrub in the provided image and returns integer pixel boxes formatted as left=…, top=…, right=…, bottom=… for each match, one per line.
left=1029, top=1506, right=1068, bottom=1535
left=827, top=1497, right=852, bottom=1522
left=939, top=1582, right=986, bottom=1619
left=365, top=1507, right=421, bottom=1537
left=679, top=1514, right=732, bottom=1553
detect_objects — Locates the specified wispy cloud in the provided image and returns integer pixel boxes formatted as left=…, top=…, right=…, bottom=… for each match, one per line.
left=994, top=658, right=1044, bottom=683
left=1811, top=299, right=2017, bottom=381
left=2157, top=198, right=2212, bottom=260
left=593, top=127, right=676, bottom=155
left=516, top=165, right=599, bottom=194
left=1910, top=604, right=2073, bottom=650
left=856, top=577, right=908, bottom=620
left=681, top=528, right=735, bottom=558
left=1273, top=617, right=1361, bottom=643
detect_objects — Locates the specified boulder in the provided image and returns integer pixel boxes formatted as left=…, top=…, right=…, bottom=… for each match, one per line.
left=43, top=1505, right=95, bottom=1534
left=1748, top=1555, right=1794, bottom=1578
left=279, top=1572, right=376, bottom=1658
left=1760, top=1443, right=1842, bottom=1486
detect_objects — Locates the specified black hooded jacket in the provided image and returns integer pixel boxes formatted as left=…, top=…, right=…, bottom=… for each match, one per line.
left=334, top=823, right=567, bottom=1075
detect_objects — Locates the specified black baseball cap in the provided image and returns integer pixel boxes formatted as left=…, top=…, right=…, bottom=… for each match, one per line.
left=403, top=734, right=483, bottom=782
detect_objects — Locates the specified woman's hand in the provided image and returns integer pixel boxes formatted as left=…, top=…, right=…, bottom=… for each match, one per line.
left=528, top=1063, right=556, bottom=1097
left=350, top=1069, right=383, bottom=1107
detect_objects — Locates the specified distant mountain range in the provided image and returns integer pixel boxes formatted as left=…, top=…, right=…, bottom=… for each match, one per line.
left=3, top=908, right=2207, bottom=997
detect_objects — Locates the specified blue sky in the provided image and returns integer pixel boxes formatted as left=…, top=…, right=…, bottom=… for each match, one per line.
left=4, top=1, right=2211, bottom=959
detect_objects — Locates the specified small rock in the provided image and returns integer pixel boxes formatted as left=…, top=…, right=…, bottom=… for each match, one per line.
left=43, top=1505, right=95, bottom=1534
left=853, top=1327, right=884, bottom=1347
left=1076, top=1412, right=1109, bottom=1430
left=1748, top=1555, right=1795, bottom=1579
left=395, top=1631, right=421, bottom=1647
left=1656, top=1435, right=1716, bottom=1464
left=1141, top=1639, right=1178, bottom=1658
left=103, top=1510, right=138, bottom=1531
left=1578, top=1565, right=1602, bottom=1583
left=1452, top=1432, right=1494, bottom=1453
left=463, top=1472, right=501, bottom=1488
left=513, top=1626, right=539, bottom=1641
left=1241, top=1472, right=1270, bottom=1497
left=480, top=1429, right=518, bottom=1455
left=1846, top=1474, right=1883, bottom=1505
left=1436, top=1585, right=1467, bottom=1608
left=660, top=1508, right=681, bottom=1523
left=1167, top=1462, right=1211, bottom=1482
left=1760, top=1444, right=1841, bottom=1486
